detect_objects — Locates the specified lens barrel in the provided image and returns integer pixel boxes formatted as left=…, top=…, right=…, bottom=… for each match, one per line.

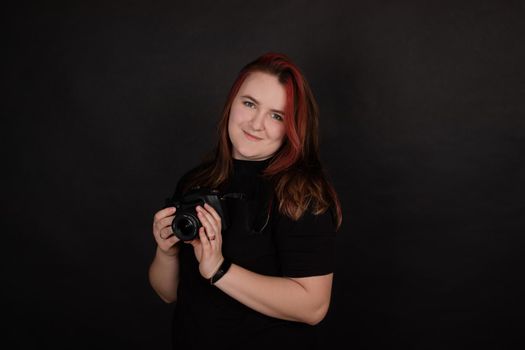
left=172, top=213, right=200, bottom=241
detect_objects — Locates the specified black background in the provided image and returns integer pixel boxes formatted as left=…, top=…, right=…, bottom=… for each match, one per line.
left=5, top=1, right=525, bottom=349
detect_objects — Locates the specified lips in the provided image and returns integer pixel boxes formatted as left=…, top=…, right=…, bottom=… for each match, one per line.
left=243, top=130, right=262, bottom=141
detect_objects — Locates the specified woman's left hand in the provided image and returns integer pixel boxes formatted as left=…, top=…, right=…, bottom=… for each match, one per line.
left=186, top=203, right=225, bottom=279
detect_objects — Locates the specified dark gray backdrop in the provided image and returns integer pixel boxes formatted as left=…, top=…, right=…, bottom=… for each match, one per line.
left=5, top=1, right=524, bottom=349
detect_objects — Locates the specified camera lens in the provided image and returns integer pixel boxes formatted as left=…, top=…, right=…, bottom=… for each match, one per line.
left=176, top=218, right=194, bottom=236
left=172, top=213, right=200, bottom=241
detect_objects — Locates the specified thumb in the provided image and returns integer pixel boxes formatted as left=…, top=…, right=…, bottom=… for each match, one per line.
left=188, top=238, right=200, bottom=248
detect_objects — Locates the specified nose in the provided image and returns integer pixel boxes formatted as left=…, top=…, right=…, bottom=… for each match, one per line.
left=249, top=110, right=265, bottom=131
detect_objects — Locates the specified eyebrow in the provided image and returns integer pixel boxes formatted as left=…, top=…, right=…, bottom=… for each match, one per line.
left=240, top=95, right=285, bottom=115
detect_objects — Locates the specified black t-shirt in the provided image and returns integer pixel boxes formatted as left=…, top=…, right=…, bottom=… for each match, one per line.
left=170, top=159, right=336, bottom=350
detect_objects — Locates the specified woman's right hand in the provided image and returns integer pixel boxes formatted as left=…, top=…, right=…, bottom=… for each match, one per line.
left=152, top=207, right=181, bottom=256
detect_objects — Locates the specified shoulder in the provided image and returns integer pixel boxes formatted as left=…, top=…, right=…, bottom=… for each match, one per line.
left=272, top=206, right=336, bottom=277
left=273, top=205, right=336, bottom=237
left=172, top=161, right=213, bottom=197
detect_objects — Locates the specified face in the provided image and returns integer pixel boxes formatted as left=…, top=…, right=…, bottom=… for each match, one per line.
left=228, top=71, right=287, bottom=161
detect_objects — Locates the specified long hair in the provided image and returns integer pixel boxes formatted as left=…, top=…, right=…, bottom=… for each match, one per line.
left=182, top=52, right=342, bottom=230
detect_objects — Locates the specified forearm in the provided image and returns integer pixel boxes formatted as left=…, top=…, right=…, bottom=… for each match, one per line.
left=214, top=263, right=331, bottom=325
left=148, top=246, right=180, bottom=303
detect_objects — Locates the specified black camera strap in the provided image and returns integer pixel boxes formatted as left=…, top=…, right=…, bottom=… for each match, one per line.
left=219, top=185, right=273, bottom=234
left=220, top=193, right=246, bottom=200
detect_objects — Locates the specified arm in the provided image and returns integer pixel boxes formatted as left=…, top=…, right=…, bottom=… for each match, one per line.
left=215, top=266, right=333, bottom=325
left=148, top=245, right=180, bottom=303
left=148, top=206, right=181, bottom=303
left=191, top=204, right=334, bottom=325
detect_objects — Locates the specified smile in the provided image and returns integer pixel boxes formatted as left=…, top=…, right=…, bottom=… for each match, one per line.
left=243, top=130, right=263, bottom=141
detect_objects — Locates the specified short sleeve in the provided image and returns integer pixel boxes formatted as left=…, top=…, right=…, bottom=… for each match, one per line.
left=273, top=209, right=336, bottom=278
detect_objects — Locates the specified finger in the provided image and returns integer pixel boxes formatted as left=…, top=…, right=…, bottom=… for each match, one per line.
left=215, top=226, right=222, bottom=245
left=157, top=231, right=167, bottom=241
left=198, top=227, right=211, bottom=249
left=203, top=203, right=221, bottom=224
left=197, top=206, right=219, bottom=236
left=160, top=226, right=174, bottom=239
left=154, top=207, right=176, bottom=222
left=162, top=234, right=179, bottom=246
left=188, top=236, right=200, bottom=248
left=199, top=213, right=216, bottom=242
left=154, top=214, right=176, bottom=239
left=203, top=209, right=222, bottom=245
left=202, top=204, right=221, bottom=243
left=158, top=215, right=176, bottom=230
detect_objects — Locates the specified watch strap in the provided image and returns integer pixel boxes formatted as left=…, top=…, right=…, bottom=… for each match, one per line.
left=210, top=258, right=232, bottom=285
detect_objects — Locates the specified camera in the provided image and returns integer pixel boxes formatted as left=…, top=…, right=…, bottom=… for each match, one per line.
left=166, top=187, right=231, bottom=241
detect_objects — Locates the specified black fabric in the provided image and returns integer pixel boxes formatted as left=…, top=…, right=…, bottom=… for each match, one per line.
left=170, top=159, right=336, bottom=349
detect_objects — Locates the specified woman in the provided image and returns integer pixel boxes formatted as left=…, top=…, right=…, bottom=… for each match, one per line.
left=149, top=52, right=342, bottom=349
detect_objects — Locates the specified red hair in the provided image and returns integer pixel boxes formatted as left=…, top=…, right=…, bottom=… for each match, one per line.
left=183, top=52, right=342, bottom=229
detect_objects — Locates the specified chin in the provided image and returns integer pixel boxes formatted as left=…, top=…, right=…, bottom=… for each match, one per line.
left=233, top=146, right=266, bottom=160
left=231, top=133, right=281, bottom=160
left=236, top=150, right=263, bottom=160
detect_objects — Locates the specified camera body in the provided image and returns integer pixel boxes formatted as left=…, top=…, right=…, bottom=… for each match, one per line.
left=167, top=187, right=230, bottom=241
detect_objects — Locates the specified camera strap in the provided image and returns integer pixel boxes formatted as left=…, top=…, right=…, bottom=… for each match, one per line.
left=220, top=193, right=246, bottom=200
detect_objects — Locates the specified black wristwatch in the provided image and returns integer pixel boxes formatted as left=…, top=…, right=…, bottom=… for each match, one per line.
left=210, top=258, right=232, bottom=285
